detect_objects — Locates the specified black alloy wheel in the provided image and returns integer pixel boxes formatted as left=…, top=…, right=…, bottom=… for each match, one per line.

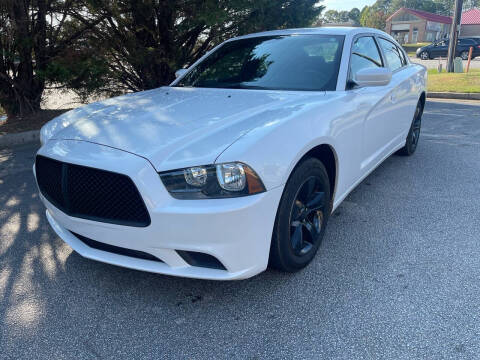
left=269, top=158, right=331, bottom=272
left=289, top=177, right=325, bottom=256
left=398, top=100, right=423, bottom=156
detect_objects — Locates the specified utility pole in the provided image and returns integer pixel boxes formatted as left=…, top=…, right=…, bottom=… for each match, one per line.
left=447, top=0, right=463, bottom=72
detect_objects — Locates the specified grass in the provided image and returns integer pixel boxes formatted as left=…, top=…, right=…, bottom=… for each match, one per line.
left=402, top=42, right=430, bottom=57
left=427, top=68, right=480, bottom=93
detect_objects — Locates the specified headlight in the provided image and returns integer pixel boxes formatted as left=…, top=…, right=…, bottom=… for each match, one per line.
left=159, top=162, right=265, bottom=199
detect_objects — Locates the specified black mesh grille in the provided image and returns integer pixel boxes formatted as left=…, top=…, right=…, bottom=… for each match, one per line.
left=35, top=155, right=150, bottom=227
left=35, top=156, right=65, bottom=208
left=71, top=231, right=162, bottom=263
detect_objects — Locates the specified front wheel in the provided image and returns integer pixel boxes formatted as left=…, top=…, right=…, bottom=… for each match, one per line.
left=269, top=158, right=331, bottom=272
left=398, top=101, right=423, bottom=156
left=420, top=51, right=430, bottom=60
left=461, top=51, right=469, bottom=60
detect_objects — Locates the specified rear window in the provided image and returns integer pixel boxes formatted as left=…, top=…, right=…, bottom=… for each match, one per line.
left=378, top=38, right=404, bottom=71
left=459, top=39, right=475, bottom=45
left=176, top=35, right=345, bottom=91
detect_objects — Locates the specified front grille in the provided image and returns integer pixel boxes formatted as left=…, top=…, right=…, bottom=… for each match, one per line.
left=71, top=231, right=162, bottom=263
left=35, top=155, right=150, bottom=227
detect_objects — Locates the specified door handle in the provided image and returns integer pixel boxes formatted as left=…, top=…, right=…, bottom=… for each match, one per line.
left=390, top=93, right=397, bottom=103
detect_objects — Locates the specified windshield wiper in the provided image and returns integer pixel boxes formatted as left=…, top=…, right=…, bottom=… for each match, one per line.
left=352, top=52, right=382, bottom=67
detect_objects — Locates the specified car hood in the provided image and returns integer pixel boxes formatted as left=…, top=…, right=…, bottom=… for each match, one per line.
left=43, top=87, right=325, bottom=171
left=417, top=45, right=431, bottom=52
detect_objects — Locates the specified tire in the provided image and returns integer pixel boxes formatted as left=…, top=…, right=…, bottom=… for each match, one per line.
left=269, top=158, right=331, bottom=272
left=420, top=51, right=429, bottom=60
left=461, top=51, right=469, bottom=60
left=398, top=100, right=423, bottom=156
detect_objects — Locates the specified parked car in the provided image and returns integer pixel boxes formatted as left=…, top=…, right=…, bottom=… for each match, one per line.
left=416, top=38, right=480, bottom=60
left=34, top=27, right=427, bottom=280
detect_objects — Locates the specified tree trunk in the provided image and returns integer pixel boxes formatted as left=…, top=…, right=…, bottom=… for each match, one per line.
left=0, top=85, right=42, bottom=119
left=0, top=0, right=46, bottom=118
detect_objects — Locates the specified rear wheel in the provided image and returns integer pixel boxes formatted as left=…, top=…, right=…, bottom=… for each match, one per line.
left=420, top=51, right=430, bottom=60
left=398, top=100, right=423, bottom=156
left=269, top=158, right=331, bottom=272
left=461, top=51, right=469, bottom=60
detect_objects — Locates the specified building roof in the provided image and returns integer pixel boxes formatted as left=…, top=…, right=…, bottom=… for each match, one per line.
left=387, top=7, right=452, bottom=24
left=461, top=8, right=480, bottom=25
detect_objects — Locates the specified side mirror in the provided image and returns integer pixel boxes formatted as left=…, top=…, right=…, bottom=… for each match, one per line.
left=354, top=67, right=392, bottom=87
left=175, top=68, right=188, bottom=78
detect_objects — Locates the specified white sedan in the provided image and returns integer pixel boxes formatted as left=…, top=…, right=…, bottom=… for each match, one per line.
left=34, top=27, right=426, bottom=280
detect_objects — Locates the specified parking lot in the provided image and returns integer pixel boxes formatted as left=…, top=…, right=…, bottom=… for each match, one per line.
left=1, top=99, right=480, bottom=359
left=410, top=56, right=480, bottom=69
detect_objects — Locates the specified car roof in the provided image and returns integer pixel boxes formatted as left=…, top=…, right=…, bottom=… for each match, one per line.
left=230, top=27, right=391, bottom=41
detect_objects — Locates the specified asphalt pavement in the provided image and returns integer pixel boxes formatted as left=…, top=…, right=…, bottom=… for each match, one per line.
left=1, top=100, right=480, bottom=359
left=410, top=56, right=480, bottom=69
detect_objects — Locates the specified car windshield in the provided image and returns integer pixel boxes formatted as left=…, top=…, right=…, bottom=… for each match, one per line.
left=175, top=35, right=345, bottom=91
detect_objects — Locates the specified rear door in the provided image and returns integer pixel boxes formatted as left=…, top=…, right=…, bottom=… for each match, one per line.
left=458, top=39, right=477, bottom=57
left=377, top=37, right=416, bottom=146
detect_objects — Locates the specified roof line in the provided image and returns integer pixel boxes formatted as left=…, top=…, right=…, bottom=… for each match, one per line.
left=387, top=7, right=452, bottom=24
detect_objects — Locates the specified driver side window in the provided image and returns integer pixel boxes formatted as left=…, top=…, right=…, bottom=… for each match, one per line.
left=349, top=36, right=383, bottom=85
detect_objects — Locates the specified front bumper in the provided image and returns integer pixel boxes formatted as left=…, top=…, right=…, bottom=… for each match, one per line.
left=35, top=140, right=283, bottom=280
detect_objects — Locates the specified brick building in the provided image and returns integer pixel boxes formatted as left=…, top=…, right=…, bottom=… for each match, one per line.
left=385, top=8, right=452, bottom=44
left=460, top=8, right=480, bottom=37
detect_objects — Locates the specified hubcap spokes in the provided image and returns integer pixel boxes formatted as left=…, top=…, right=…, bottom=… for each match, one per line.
left=411, top=106, right=422, bottom=146
left=290, top=177, right=325, bottom=256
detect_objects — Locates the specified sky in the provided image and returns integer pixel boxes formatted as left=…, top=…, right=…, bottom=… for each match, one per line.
left=323, top=0, right=377, bottom=11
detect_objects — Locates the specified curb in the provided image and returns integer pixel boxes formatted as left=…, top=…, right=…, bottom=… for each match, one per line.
left=0, top=129, right=40, bottom=148
left=427, top=92, right=480, bottom=100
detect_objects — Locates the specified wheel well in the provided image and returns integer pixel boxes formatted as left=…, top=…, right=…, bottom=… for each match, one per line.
left=301, top=144, right=337, bottom=201
left=420, top=92, right=426, bottom=108
left=419, top=92, right=426, bottom=116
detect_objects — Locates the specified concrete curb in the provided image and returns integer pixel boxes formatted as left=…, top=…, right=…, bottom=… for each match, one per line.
left=0, top=129, right=39, bottom=148
left=427, top=92, right=480, bottom=100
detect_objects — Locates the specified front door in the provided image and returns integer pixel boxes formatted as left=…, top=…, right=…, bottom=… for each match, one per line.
left=348, top=35, right=397, bottom=174
left=430, top=40, right=448, bottom=58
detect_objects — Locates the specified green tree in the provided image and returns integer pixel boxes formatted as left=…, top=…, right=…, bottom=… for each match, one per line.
left=323, top=9, right=341, bottom=23
left=349, top=8, right=361, bottom=25
left=70, top=0, right=324, bottom=95
left=360, top=6, right=387, bottom=29
left=390, top=0, right=438, bottom=13
left=0, top=1, right=103, bottom=117
left=366, top=0, right=463, bottom=15
left=463, top=0, right=480, bottom=9
left=321, top=8, right=359, bottom=25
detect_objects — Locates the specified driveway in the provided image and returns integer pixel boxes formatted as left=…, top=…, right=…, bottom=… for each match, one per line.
left=1, top=100, right=480, bottom=359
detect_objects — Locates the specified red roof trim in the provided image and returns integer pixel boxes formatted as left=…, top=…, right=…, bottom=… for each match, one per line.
left=387, top=7, right=452, bottom=24
left=461, top=8, right=480, bottom=25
